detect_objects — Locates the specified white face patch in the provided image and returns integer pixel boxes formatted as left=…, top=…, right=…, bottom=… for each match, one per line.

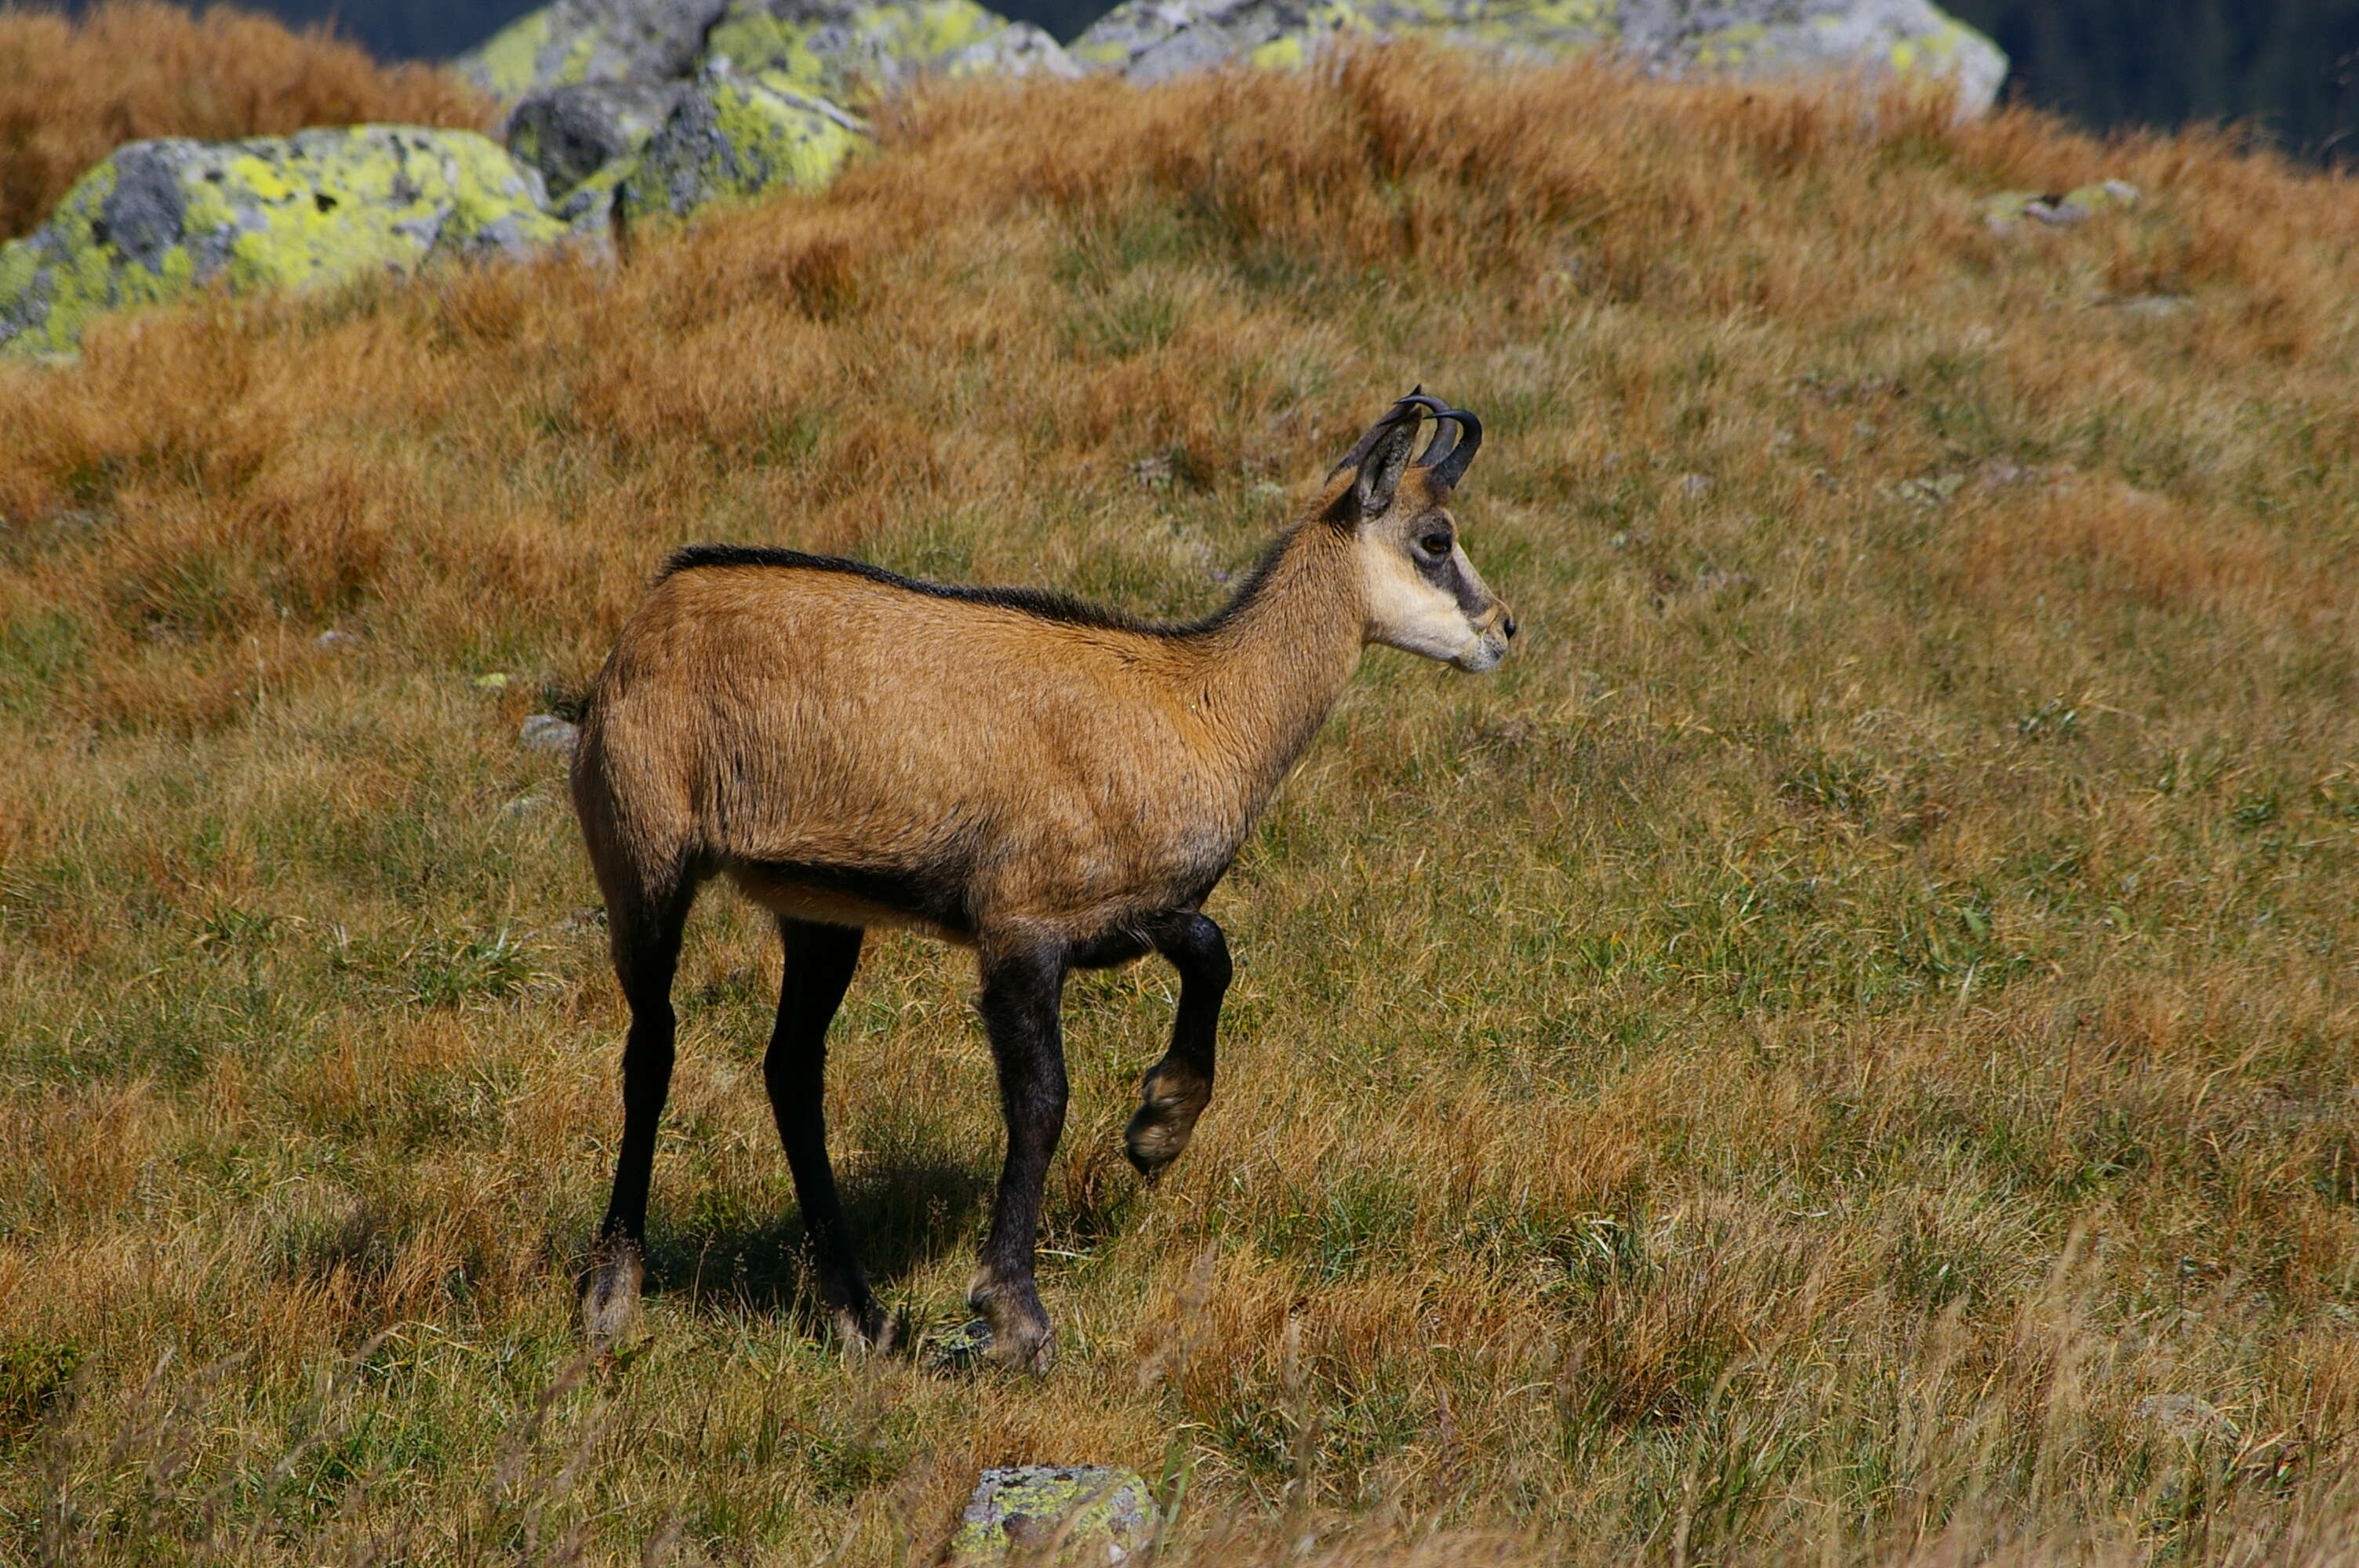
left=1354, top=517, right=1512, bottom=671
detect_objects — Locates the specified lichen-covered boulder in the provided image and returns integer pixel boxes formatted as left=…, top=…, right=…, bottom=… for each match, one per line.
left=941, top=17, right=1084, bottom=78
left=1351, top=0, right=1613, bottom=62
left=0, top=127, right=569, bottom=359
left=948, top=1467, right=1155, bottom=1567
left=703, top=0, right=1077, bottom=103
left=617, top=64, right=869, bottom=222
left=507, top=78, right=689, bottom=196
left=1070, top=0, right=1367, bottom=82
left=455, top=0, right=729, bottom=100
left=1632, top=0, right=2006, bottom=118
left=1081, top=0, right=2002, bottom=115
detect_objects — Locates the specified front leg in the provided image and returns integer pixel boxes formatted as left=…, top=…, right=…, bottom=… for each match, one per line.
left=1125, top=911, right=1230, bottom=1181
left=971, top=939, right=1070, bottom=1374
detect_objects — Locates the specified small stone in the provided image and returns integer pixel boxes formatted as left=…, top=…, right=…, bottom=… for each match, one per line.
left=1984, top=178, right=2139, bottom=234
left=926, top=1316, right=996, bottom=1371
left=2115, top=293, right=2192, bottom=319
left=1677, top=472, right=1711, bottom=498
left=501, top=790, right=552, bottom=817
left=2136, top=1393, right=2235, bottom=1443
left=315, top=630, right=361, bottom=650
left=949, top=1465, right=1155, bottom=1567
left=474, top=672, right=511, bottom=690
left=520, top=713, right=581, bottom=753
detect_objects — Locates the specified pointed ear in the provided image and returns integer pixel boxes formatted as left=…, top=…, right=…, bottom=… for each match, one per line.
left=1320, top=402, right=1427, bottom=525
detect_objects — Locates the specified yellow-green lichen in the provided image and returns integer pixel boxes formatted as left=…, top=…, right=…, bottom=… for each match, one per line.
left=1685, top=20, right=1768, bottom=69
left=947, top=1469, right=1154, bottom=1568
left=619, top=71, right=868, bottom=224
left=2, top=128, right=566, bottom=358
left=705, top=0, right=1016, bottom=102
left=456, top=7, right=554, bottom=96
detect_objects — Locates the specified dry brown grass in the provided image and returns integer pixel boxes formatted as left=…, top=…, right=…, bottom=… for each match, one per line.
left=2, top=28, right=2357, bottom=1566
left=0, top=0, right=489, bottom=241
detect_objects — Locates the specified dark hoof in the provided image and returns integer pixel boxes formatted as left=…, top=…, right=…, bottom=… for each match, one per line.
left=1124, top=1094, right=1204, bottom=1181
left=961, top=1279, right=1057, bottom=1375
left=831, top=1299, right=895, bottom=1356
left=987, top=1319, right=1056, bottom=1376
left=582, top=1243, right=645, bottom=1348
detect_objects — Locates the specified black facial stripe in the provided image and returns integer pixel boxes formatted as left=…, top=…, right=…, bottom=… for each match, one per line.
left=1449, top=564, right=1491, bottom=618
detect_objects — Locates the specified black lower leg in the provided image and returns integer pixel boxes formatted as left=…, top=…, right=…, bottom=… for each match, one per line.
left=972, top=941, right=1069, bottom=1372
left=763, top=918, right=877, bottom=1343
left=586, top=878, right=693, bottom=1339
left=1126, top=911, right=1230, bottom=1179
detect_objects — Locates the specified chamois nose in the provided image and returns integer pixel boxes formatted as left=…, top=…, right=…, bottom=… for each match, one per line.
left=1502, top=612, right=1518, bottom=639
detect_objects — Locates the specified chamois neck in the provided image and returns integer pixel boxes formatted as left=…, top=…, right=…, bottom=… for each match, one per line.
left=1182, top=522, right=1365, bottom=808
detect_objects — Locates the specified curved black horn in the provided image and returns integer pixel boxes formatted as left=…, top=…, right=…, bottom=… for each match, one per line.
left=1425, top=407, right=1482, bottom=491
left=1416, top=412, right=1459, bottom=469
left=1327, top=387, right=1450, bottom=480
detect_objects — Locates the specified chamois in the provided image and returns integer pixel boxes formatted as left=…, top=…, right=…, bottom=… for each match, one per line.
left=569, top=391, right=1514, bottom=1370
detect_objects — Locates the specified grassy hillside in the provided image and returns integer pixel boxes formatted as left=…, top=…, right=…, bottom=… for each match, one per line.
left=2, top=26, right=2358, bottom=1565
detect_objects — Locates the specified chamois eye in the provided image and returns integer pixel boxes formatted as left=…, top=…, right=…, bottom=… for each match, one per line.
left=1417, top=531, right=1452, bottom=559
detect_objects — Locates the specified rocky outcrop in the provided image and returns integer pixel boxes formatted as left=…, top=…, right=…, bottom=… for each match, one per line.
left=1073, top=0, right=2006, bottom=115
left=616, top=64, right=871, bottom=222
left=459, top=0, right=1062, bottom=245
left=0, top=127, right=572, bottom=358
left=464, top=0, right=1078, bottom=107
left=507, top=79, right=689, bottom=197
left=702, top=0, right=1079, bottom=102
left=455, top=0, right=731, bottom=98
left=1069, top=0, right=1365, bottom=82
left=1626, top=0, right=2008, bottom=117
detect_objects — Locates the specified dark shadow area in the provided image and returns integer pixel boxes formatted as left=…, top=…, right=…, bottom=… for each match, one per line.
left=639, top=1154, right=993, bottom=1325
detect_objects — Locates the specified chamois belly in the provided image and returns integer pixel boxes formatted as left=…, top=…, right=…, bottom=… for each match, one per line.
left=714, top=809, right=1238, bottom=947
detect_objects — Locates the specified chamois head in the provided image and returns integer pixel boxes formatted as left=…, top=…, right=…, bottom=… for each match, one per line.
left=1319, top=391, right=1517, bottom=673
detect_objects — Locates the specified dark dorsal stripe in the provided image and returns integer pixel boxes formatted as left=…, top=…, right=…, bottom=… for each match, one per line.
left=660, top=537, right=1293, bottom=639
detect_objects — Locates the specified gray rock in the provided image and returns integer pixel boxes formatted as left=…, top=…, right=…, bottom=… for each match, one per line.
left=454, top=0, right=731, bottom=100
left=619, top=64, right=871, bottom=223
left=2135, top=1393, right=2236, bottom=1443
left=1070, top=0, right=1364, bottom=82
left=315, top=629, right=362, bottom=651
left=0, top=128, right=568, bottom=359
left=1075, top=0, right=2005, bottom=116
left=948, top=1467, right=1156, bottom=1567
left=701, top=0, right=1078, bottom=103
left=1984, top=179, right=2139, bottom=231
left=507, top=78, right=689, bottom=196
left=942, top=18, right=1085, bottom=78
left=1628, top=0, right=2008, bottom=118
left=520, top=713, right=583, bottom=753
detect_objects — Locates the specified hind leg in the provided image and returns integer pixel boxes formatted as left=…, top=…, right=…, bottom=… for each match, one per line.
left=969, top=939, right=1070, bottom=1374
left=583, top=873, right=696, bottom=1345
left=764, top=918, right=884, bottom=1348
left=1125, top=912, right=1229, bottom=1181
